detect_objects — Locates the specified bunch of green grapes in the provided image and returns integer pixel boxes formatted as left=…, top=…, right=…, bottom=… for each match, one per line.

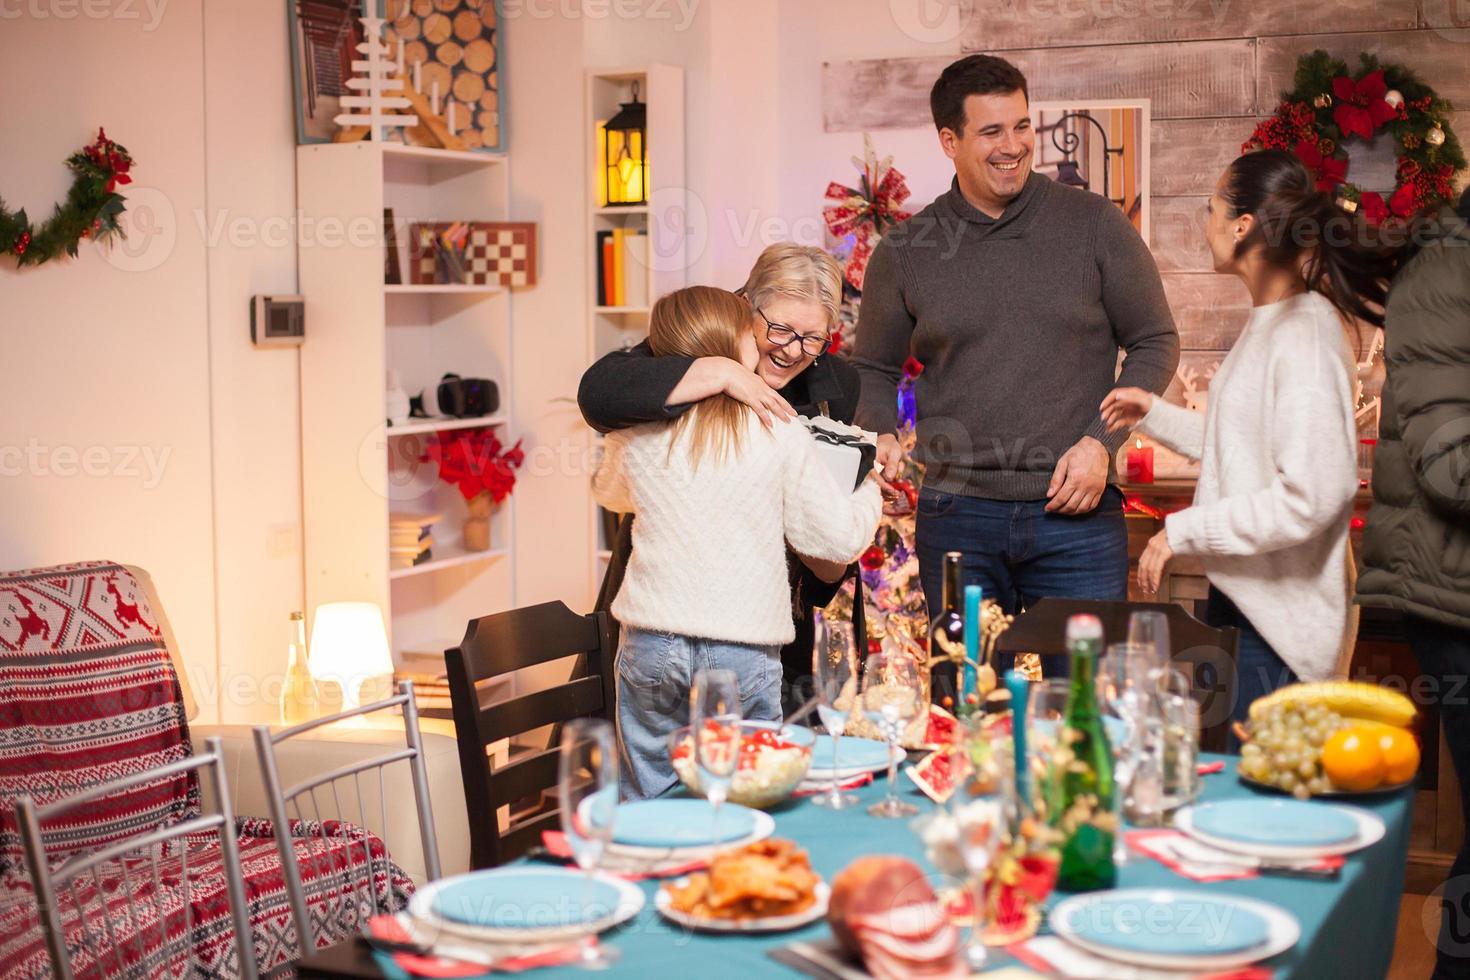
left=1238, top=702, right=1349, bottom=800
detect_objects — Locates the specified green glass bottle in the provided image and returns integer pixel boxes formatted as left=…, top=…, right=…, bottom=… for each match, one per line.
left=1048, top=613, right=1116, bottom=891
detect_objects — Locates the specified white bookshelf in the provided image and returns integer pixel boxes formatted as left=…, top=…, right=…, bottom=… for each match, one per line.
left=584, top=65, right=685, bottom=599
left=298, top=140, right=517, bottom=669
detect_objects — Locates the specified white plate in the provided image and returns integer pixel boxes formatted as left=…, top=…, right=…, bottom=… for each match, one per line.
left=1175, top=803, right=1385, bottom=860
left=1050, top=889, right=1300, bottom=972
left=605, top=808, right=775, bottom=862
left=655, top=880, right=830, bottom=933
left=408, top=867, right=645, bottom=945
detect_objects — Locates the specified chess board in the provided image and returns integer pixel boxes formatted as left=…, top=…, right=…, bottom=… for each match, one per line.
left=408, top=222, right=537, bottom=288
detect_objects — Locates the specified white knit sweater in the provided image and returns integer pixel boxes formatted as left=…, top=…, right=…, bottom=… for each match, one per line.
left=593, top=414, right=883, bottom=645
left=1139, top=291, right=1358, bottom=681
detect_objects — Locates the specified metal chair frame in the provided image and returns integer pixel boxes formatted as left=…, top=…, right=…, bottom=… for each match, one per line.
left=15, top=736, right=259, bottom=980
left=252, top=679, right=442, bottom=955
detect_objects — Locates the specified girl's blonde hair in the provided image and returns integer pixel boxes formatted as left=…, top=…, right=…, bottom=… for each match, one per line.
left=738, top=243, right=843, bottom=331
left=647, top=286, right=754, bottom=467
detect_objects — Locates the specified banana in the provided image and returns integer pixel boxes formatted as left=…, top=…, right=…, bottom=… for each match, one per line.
left=1248, top=681, right=1417, bottom=729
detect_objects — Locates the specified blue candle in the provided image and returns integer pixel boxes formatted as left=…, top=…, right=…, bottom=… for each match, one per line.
left=962, top=584, right=982, bottom=707
left=1006, top=669, right=1030, bottom=807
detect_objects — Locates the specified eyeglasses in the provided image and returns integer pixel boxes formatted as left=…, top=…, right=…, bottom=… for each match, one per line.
left=756, top=308, right=830, bottom=358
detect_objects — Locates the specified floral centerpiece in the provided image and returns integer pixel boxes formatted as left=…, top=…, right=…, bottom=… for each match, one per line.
left=421, top=427, right=524, bottom=551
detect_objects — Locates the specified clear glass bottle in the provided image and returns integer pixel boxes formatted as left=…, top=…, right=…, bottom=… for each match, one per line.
left=281, top=611, right=317, bottom=726
left=1048, top=614, right=1117, bottom=891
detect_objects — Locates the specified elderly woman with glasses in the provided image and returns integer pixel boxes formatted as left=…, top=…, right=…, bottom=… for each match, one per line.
left=579, top=242, right=869, bottom=716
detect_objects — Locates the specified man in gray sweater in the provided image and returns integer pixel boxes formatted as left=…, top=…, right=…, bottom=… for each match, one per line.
left=852, top=55, right=1179, bottom=677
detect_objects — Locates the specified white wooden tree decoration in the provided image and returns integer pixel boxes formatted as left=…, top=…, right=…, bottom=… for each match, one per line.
left=334, top=12, right=415, bottom=141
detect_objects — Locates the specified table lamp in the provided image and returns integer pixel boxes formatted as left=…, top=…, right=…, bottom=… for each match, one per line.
left=308, top=601, right=394, bottom=713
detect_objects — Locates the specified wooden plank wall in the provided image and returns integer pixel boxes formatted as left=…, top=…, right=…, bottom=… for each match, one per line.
left=822, top=5, right=1470, bottom=471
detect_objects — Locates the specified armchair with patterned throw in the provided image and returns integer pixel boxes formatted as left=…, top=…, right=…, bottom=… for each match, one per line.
left=0, top=561, right=416, bottom=977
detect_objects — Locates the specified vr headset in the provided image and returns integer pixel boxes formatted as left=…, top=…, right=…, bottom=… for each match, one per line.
left=436, top=374, right=500, bottom=418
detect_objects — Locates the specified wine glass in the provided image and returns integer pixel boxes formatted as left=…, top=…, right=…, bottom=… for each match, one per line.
left=691, top=668, right=742, bottom=850
left=1097, top=644, right=1153, bottom=866
left=812, top=616, right=860, bottom=810
left=861, top=650, right=921, bottom=818
left=558, top=717, right=620, bottom=969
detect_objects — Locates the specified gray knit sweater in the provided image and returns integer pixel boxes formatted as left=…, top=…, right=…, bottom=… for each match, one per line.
left=852, top=173, right=1180, bottom=500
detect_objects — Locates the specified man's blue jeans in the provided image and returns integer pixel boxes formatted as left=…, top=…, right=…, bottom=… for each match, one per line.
left=915, top=486, right=1129, bottom=681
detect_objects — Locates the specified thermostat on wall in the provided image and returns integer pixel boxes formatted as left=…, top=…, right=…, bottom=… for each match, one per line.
left=251, top=295, right=305, bottom=347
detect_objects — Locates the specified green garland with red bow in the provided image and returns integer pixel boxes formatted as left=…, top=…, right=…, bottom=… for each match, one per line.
left=1244, top=51, right=1464, bottom=225
left=1, top=128, right=134, bottom=266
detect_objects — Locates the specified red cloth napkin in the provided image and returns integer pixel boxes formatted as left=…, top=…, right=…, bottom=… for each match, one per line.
left=1127, top=829, right=1345, bottom=883
left=792, top=772, right=875, bottom=797
left=539, top=831, right=706, bottom=880
left=366, top=915, right=589, bottom=976
left=1009, top=936, right=1274, bottom=978
left=1197, top=761, right=1227, bottom=775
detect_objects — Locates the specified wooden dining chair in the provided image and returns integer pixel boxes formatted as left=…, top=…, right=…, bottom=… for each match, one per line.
left=445, top=600, right=618, bottom=869
left=994, top=598, right=1241, bottom=753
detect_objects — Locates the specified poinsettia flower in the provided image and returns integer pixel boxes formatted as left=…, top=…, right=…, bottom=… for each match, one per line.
left=1294, top=140, right=1347, bottom=190
left=1332, top=70, right=1397, bottom=140
left=1360, top=191, right=1389, bottom=225
left=1390, top=181, right=1419, bottom=218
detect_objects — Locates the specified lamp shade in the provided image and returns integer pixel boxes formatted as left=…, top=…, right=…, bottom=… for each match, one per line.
left=308, top=602, right=394, bottom=701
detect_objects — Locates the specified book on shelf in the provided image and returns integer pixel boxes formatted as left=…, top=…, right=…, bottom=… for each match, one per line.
left=622, top=232, right=648, bottom=308
left=596, top=230, right=612, bottom=306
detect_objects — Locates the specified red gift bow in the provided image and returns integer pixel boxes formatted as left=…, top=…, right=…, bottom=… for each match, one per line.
left=1332, top=69, right=1397, bottom=141
left=822, top=135, right=913, bottom=291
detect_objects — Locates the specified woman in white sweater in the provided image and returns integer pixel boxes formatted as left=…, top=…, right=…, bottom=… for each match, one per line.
left=1102, top=149, right=1400, bottom=728
left=594, top=286, right=883, bottom=799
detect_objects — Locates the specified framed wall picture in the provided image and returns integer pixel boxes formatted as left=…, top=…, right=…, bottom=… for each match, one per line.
left=288, top=0, right=506, bottom=152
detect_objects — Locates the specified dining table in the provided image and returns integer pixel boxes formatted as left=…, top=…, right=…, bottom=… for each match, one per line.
left=296, top=752, right=1413, bottom=979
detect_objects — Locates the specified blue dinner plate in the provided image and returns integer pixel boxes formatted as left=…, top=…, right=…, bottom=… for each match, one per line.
left=1190, top=798, right=1360, bottom=847
left=431, top=868, right=623, bottom=929
left=806, top=734, right=894, bottom=772
left=1059, top=892, right=1271, bottom=956
left=612, top=799, right=756, bottom=847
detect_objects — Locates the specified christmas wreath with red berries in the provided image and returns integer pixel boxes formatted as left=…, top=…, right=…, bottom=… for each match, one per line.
left=1, top=128, right=134, bottom=267
left=1244, top=51, right=1464, bottom=225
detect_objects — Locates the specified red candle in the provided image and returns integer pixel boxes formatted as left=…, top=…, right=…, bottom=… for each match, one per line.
left=1126, top=439, right=1155, bottom=484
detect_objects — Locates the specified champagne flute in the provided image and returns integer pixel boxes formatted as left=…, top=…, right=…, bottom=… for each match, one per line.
left=691, top=668, right=742, bottom=850
left=812, top=616, right=860, bottom=809
left=954, top=795, right=1005, bottom=972
left=861, top=650, right=920, bottom=818
left=558, top=717, right=620, bottom=970
left=1127, top=611, right=1172, bottom=682
left=1097, top=644, right=1152, bottom=866
left=1025, top=679, right=1071, bottom=819
left=1157, top=667, right=1201, bottom=812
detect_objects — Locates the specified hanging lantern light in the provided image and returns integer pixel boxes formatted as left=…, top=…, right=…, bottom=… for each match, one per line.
left=604, top=81, right=647, bottom=206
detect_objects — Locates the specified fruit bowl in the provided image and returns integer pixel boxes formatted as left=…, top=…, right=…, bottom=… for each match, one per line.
left=669, top=721, right=815, bottom=809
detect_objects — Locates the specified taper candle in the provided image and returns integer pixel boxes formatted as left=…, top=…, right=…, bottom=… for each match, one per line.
left=963, top=584, right=982, bottom=710
left=1005, top=669, right=1030, bottom=807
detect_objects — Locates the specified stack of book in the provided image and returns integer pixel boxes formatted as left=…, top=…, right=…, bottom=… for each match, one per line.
left=595, top=227, right=649, bottom=308
left=395, top=652, right=453, bottom=711
left=389, top=511, right=442, bottom=569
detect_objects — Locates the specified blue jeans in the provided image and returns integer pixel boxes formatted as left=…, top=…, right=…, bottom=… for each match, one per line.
left=1203, top=587, right=1298, bottom=750
left=916, top=486, right=1128, bottom=680
left=1404, top=615, right=1470, bottom=979
left=615, top=628, right=782, bottom=801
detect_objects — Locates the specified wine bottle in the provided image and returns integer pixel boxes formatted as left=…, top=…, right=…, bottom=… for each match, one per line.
left=1048, top=613, right=1117, bottom=891
left=281, top=611, right=317, bottom=726
left=928, top=551, right=965, bottom=710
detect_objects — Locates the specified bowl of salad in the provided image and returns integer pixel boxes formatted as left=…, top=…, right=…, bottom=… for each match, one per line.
left=669, top=721, right=816, bottom=809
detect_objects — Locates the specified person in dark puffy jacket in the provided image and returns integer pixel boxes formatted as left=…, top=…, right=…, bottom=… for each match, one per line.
left=1357, top=187, right=1470, bottom=979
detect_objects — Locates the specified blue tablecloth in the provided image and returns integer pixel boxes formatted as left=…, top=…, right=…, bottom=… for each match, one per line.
left=381, top=755, right=1412, bottom=979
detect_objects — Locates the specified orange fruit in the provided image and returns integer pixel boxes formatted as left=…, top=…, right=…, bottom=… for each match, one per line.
left=1321, top=727, right=1386, bottom=792
left=1371, top=726, right=1420, bottom=785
